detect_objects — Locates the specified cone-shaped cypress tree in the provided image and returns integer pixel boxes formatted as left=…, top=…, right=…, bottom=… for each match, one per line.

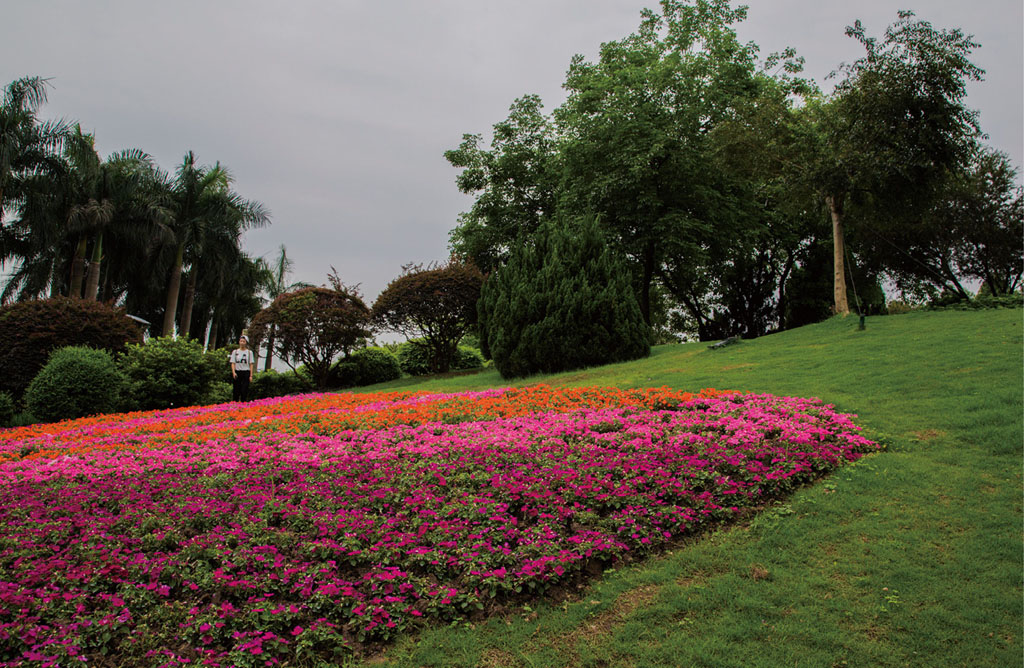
left=479, top=216, right=650, bottom=378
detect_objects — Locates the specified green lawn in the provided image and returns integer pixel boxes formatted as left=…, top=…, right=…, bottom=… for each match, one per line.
left=357, top=309, right=1022, bottom=668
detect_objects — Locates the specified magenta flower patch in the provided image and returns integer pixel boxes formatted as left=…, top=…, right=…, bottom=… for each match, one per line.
left=0, top=388, right=878, bottom=666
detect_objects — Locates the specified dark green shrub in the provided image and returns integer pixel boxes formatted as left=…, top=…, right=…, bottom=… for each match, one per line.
left=118, top=336, right=215, bottom=410
left=332, top=347, right=402, bottom=387
left=200, top=381, right=233, bottom=406
left=0, top=391, right=15, bottom=428
left=927, top=293, right=1023, bottom=310
left=396, top=340, right=484, bottom=377
left=250, top=369, right=313, bottom=399
left=24, top=346, right=127, bottom=423
left=396, top=340, right=432, bottom=376
left=454, top=346, right=485, bottom=370
left=204, top=346, right=238, bottom=384
left=479, top=216, right=650, bottom=379
left=0, top=297, right=142, bottom=399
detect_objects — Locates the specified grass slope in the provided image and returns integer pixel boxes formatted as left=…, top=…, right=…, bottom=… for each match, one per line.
left=365, top=310, right=1022, bottom=668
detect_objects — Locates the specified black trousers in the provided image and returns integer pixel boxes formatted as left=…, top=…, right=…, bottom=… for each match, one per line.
left=233, top=369, right=251, bottom=402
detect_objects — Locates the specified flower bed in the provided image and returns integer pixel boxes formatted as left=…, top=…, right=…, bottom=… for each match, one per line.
left=0, top=386, right=878, bottom=667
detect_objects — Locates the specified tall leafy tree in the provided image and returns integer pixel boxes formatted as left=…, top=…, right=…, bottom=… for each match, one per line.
left=444, top=94, right=559, bottom=274
left=554, top=0, right=762, bottom=325
left=0, top=77, right=70, bottom=299
left=874, top=146, right=1023, bottom=299
left=813, top=10, right=984, bottom=313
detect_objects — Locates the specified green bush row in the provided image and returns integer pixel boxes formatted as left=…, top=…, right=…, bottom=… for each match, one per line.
left=7, top=336, right=487, bottom=427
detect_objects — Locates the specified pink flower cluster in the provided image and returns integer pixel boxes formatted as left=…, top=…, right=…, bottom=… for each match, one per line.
left=0, top=388, right=877, bottom=666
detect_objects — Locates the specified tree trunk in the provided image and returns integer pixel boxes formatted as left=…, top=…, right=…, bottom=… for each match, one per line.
left=69, top=237, right=88, bottom=298
left=640, top=241, right=655, bottom=326
left=209, top=318, right=220, bottom=350
left=179, top=266, right=198, bottom=339
left=84, top=232, right=103, bottom=301
left=162, top=242, right=185, bottom=337
left=826, top=194, right=850, bottom=316
left=264, top=327, right=275, bottom=371
left=49, top=257, right=61, bottom=298
left=776, top=252, right=795, bottom=331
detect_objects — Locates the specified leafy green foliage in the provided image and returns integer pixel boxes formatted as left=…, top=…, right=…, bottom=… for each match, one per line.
left=118, top=336, right=215, bottom=410
left=200, top=381, right=232, bottom=406
left=24, top=346, right=126, bottom=422
left=250, top=369, right=313, bottom=400
left=204, top=345, right=237, bottom=384
left=0, top=391, right=15, bottom=428
left=444, top=94, right=559, bottom=274
left=0, top=297, right=142, bottom=399
left=332, top=347, right=403, bottom=387
left=373, top=260, right=483, bottom=374
left=397, top=340, right=484, bottom=377
left=479, top=216, right=650, bottom=378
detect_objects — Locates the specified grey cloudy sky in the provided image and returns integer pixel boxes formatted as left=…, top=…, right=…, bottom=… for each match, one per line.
left=3, top=1, right=1022, bottom=304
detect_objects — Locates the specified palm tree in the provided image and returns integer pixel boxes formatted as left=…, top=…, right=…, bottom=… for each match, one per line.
left=162, top=152, right=268, bottom=337
left=3, top=127, right=172, bottom=304
left=0, top=77, right=70, bottom=300
left=206, top=249, right=266, bottom=349
left=256, top=245, right=310, bottom=370
left=0, top=77, right=68, bottom=222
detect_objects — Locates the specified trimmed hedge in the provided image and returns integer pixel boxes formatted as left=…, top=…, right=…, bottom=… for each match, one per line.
left=24, top=346, right=127, bottom=423
left=250, top=370, right=313, bottom=400
left=0, top=298, right=142, bottom=399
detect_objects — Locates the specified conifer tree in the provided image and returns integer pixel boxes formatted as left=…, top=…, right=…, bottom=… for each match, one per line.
left=479, top=216, right=649, bottom=378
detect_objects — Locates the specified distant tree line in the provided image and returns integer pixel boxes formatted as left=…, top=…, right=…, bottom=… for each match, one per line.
left=0, top=76, right=272, bottom=345
left=445, top=1, right=1023, bottom=342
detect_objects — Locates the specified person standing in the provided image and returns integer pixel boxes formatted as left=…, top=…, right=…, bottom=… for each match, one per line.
left=230, top=335, right=256, bottom=401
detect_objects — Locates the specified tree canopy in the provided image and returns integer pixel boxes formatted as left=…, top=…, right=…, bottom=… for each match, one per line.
left=249, top=279, right=372, bottom=389
left=372, top=259, right=483, bottom=374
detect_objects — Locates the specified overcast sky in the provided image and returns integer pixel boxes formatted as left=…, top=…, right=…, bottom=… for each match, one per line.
left=3, top=1, right=1022, bottom=304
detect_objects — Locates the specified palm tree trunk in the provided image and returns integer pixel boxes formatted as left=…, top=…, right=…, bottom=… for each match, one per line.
left=208, top=318, right=219, bottom=350
left=826, top=193, right=850, bottom=316
left=69, top=237, right=88, bottom=298
left=162, top=242, right=185, bottom=337
left=179, top=266, right=198, bottom=339
left=49, top=257, right=61, bottom=297
left=84, top=232, right=103, bottom=301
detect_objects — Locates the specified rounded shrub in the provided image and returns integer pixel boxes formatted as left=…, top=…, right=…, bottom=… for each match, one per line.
left=250, top=369, right=313, bottom=399
left=118, top=336, right=215, bottom=411
left=0, top=297, right=142, bottom=399
left=24, top=346, right=127, bottom=423
left=396, top=340, right=432, bottom=377
left=0, top=391, right=15, bottom=428
left=454, top=345, right=485, bottom=371
left=332, top=347, right=402, bottom=387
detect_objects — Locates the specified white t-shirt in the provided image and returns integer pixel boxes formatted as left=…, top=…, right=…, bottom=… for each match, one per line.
left=229, top=349, right=255, bottom=371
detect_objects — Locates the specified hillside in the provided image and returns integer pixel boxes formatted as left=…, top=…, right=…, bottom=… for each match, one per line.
left=373, top=309, right=1023, bottom=667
